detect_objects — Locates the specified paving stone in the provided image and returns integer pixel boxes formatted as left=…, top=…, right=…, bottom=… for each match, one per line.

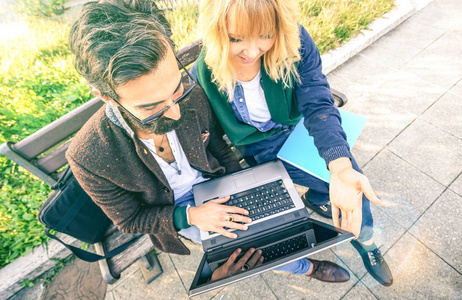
left=400, top=49, right=462, bottom=91
left=168, top=238, right=223, bottom=300
left=370, top=70, right=446, bottom=116
left=424, top=31, right=462, bottom=58
left=362, top=149, right=445, bottom=229
left=347, top=95, right=416, bottom=150
left=326, top=73, right=376, bottom=106
left=260, top=249, right=356, bottom=299
left=332, top=54, right=396, bottom=88
left=40, top=259, right=107, bottom=300
left=361, top=232, right=462, bottom=299
left=450, top=20, right=462, bottom=36
left=435, top=0, right=462, bottom=15
left=111, top=253, right=188, bottom=300
left=377, top=16, right=445, bottom=49
left=420, top=91, right=462, bottom=139
left=213, top=275, right=277, bottom=300
left=341, top=281, right=378, bottom=300
left=388, top=118, right=462, bottom=186
left=360, top=35, right=423, bottom=69
left=105, top=259, right=142, bottom=293
left=409, top=189, right=462, bottom=272
left=350, top=137, right=384, bottom=169
left=449, top=173, right=462, bottom=196
left=409, top=0, right=460, bottom=30
left=449, top=79, right=462, bottom=97
left=104, top=290, right=115, bottom=300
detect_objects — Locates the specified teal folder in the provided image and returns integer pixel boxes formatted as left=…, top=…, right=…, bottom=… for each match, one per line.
left=277, top=109, right=367, bottom=183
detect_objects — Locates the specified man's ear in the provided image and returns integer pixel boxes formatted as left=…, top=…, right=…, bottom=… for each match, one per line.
left=92, top=88, right=117, bottom=106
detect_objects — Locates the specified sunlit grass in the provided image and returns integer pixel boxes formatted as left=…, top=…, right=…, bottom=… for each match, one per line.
left=165, top=0, right=395, bottom=54
left=0, top=0, right=395, bottom=268
left=299, top=0, right=395, bottom=53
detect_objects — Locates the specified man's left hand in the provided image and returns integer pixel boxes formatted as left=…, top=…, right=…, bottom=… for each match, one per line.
left=211, top=248, right=263, bottom=281
left=328, top=157, right=381, bottom=238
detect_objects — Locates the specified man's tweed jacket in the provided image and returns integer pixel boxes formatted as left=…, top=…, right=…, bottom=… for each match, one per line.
left=66, top=86, right=241, bottom=255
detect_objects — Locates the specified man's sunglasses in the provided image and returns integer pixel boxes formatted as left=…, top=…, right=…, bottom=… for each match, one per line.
left=112, top=57, right=197, bottom=125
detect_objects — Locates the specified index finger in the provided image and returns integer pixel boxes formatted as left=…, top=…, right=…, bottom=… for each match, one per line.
left=235, top=248, right=256, bottom=267
left=209, top=195, right=231, bottom=204
left=360, top=178, right=382, bottom=206
left=226, top=206, right=249, bottom=216
left=331, top=203, right=340, bottom=228
left=224, top=248, right=242, bottom=268
left=351, top=207, right=362, bottom=238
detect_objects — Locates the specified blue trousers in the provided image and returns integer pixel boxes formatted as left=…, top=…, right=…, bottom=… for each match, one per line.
left=176, top=190, right=311, bottom=275
left=236, top=127, right=374, bottom=243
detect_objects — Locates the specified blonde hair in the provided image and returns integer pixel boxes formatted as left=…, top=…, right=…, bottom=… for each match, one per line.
left=199, top=0, right=301, bottom=95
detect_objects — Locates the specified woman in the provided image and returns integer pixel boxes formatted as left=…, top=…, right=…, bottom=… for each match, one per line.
left=192, top=0, right=392, bottom=286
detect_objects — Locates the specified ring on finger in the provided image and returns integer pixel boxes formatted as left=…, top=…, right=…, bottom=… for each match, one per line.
left=241, top=263, right=250, bottom=271
left=225, top=215, right=234, bottom=222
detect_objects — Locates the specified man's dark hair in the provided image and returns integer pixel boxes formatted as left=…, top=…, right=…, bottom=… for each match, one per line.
left=69, top=0, right=174, bottom=99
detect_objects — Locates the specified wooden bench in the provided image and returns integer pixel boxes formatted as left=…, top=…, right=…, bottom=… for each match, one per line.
left=0, top=38, right=347, bottom=285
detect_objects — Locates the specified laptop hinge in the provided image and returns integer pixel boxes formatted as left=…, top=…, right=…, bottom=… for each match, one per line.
left=206, top=245, right=223, bottom=253
left=292, top=217, right=309, bottom=226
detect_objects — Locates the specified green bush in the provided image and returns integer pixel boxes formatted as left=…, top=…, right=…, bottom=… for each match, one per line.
left=0, top=0, right=395, bottom=269
left=0, top=19, right=92, bottom=268
left=12, top=0, right=69, bottom=18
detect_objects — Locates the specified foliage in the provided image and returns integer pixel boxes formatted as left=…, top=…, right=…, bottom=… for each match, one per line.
left=164, top=3, right=200, bottom=49
left=0, top=0, right=395, bottom=269
left=12, top=0, right=69, bottom=18
left=164, top=0, right=394, bottom=55
left=299, top=0, right=395, bottom=53
left=0, top=19, right=92, bottom=269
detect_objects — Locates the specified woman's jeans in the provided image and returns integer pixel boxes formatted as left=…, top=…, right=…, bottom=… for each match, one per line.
left=176, top=190, right=311, bottom=275
left=236, top=127, right=374, bottom=243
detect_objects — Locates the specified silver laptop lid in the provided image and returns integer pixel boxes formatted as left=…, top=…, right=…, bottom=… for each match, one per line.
left=192, top=160, right=306, bottom=244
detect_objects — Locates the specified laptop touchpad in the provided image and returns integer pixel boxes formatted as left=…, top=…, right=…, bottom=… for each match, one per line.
left=233, top=173, right=257, bottom=188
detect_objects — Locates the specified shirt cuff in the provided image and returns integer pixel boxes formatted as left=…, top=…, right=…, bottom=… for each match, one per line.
left=173, top=206, right=191, bottom=231
left=320, top=145, right=352, bottom=168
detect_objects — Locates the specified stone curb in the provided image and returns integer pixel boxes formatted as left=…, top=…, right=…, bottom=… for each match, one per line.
left=321, top=0, right=432, bottom=75
left=0, top=235, right=81, bottom=300
left=1, top=0, right=433, bottom=299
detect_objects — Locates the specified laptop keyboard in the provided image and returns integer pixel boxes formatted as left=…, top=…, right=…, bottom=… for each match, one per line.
left=227, top=179, right=296, bottom=221
left=260, top=234, right=309, bottom=263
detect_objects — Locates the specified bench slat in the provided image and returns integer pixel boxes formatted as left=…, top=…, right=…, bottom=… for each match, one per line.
left=35, top=142, right=70, bottom=175
left=13, top=97, right=104, bottom=161
left=177, top=39, right=202, bottom=67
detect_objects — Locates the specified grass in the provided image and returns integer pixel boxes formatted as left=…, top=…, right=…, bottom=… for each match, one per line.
left=0, top=0, right=395, bottom=269
left=164, top=0, right=395, bottom=53
left=0, top=18, right=92, bottom=268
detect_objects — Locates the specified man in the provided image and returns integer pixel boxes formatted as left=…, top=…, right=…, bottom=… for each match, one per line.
left=67, top=0, right=349, bottom=282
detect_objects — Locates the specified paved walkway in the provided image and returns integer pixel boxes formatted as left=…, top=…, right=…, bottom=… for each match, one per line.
left=99, top=0, right=462, bottom=299
left=11, top=0, right=462, bottom=299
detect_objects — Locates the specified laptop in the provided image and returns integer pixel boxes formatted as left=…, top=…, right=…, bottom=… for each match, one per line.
left=189, top=160, right=354, bottom=297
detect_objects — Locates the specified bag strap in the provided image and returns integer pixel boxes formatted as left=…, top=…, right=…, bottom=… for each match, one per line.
left=45, top=228, right=142, bottom=263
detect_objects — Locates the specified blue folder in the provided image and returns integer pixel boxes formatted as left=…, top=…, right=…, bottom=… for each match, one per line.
left=277, top=109, right=367, bottom=183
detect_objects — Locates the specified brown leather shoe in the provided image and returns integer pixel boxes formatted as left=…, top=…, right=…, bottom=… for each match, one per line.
left=306, top=259, right=350, bottom=283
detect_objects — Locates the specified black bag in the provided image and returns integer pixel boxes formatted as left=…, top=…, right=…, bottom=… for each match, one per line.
left=38, top=166, right=139, bottom=262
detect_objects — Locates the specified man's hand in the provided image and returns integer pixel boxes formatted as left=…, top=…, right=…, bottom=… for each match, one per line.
left=211, top=248, right=264, bottom=281
left=188, top=196, right=252, bottom=238
left=328, top=157, right=381, bottom=238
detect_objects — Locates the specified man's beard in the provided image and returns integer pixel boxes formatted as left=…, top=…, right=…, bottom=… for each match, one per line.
left=119, top=107, right=183, bottom=135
